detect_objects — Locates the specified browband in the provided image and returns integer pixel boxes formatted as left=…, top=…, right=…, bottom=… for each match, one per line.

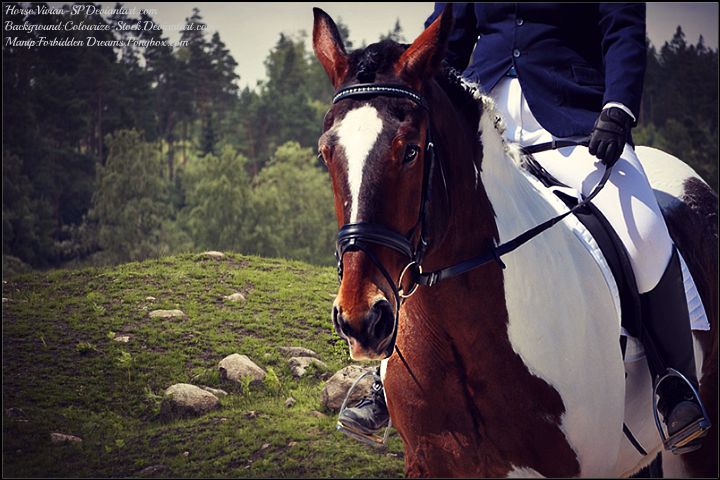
left=333, top=83, right=429, bottom=111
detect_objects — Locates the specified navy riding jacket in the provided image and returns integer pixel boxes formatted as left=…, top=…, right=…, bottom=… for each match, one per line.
left=424, top=3, right=647, bottom=139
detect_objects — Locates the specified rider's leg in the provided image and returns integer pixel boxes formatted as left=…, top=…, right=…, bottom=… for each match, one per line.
left=641, top=246, right=707, bottom=453
left=490, top=78, right=708, bottom=452
left=490, top=77, right=674, bottom=292
left=534, top=149, right=706, bottom=453
left=533, top=143, right=673, bottom=294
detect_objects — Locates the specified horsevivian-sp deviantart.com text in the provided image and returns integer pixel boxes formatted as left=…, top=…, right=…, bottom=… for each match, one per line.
left=4, top=4, right=216, bottom=49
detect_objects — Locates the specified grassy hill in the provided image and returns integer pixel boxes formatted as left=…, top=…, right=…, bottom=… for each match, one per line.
left=2, top=253, right=404, bottom=477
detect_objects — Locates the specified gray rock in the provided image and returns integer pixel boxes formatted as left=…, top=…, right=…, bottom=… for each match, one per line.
left=288, top=356, right=328, bottom=377
left=218, top=354, right=266, bottom=385
left=137, top=464, right=168, bottom=476
left=201, top=386, right=228, bottom=396
left=223, top=292, right=246, bottom=302
left=5, top=407, right=26, bottom=418
left=148, top=309, right=185, bottom=318
left=50, top=433, right=82, bottom=444
left=321, top=365, right=377, bottom=411
left=160, top=383, right=221, bottom=421
left=278, top=346, right=319, bottom=358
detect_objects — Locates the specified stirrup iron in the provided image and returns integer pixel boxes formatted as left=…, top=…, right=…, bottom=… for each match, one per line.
left=336, top=370, right=393, bottom=447
left=652, top=368, right=711, bottom=454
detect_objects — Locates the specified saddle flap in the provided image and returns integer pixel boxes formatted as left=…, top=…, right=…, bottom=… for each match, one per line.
left=552, top=190, right=643, bottom=341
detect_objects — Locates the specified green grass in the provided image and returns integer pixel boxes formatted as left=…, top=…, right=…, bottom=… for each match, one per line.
left=2, top=253, right=403, bottom=477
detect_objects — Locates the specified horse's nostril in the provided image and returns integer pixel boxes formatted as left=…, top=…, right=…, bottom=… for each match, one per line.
left=332, top=305, right=343, bottom=335
left=332, top=298, right=395, bottom=358
left=369, top=299, right=394, bottom=340
left=332, top=305, right=352, bottom=341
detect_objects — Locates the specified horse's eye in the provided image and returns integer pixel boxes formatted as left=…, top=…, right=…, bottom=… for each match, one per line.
left=403, top=145, right=420, bottom=165
left=318, top=153, right=326, bottom=165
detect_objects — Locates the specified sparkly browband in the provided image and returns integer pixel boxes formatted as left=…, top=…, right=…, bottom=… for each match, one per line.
left=333, top=83, right=428, bottom=110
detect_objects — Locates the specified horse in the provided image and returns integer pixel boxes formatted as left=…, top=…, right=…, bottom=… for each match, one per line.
left=312, top=6, right=718, bottom=477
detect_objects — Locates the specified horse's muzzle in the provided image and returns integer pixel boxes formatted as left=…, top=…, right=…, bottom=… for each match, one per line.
left=332, top=297, right=395, bottom=360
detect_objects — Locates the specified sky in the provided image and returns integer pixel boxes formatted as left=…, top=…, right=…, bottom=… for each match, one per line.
left=46, top=2, right=720, bottom=91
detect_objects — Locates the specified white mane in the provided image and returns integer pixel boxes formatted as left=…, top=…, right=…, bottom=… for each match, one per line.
left=458, top=77, right=527, bottom=171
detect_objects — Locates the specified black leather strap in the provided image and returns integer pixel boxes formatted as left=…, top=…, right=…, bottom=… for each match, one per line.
left=521, top=138, right=589, bottom=155
left=414, top=153, right=612, bottom=287
left=336, top=222, right=416, bottom=263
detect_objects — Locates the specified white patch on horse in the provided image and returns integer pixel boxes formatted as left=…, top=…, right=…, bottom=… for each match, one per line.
left=635, top=145, right=703, bottom=209
left=507, top=466, right=544, bottom=478
left=336, top=105, right=384, bottom=223
left=478, top=95, right=627, bottom=476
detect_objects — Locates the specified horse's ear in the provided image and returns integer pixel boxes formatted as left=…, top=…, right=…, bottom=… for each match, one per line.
left=395, top=4, right=454, bottom=89
left=312, top=8, right=349, bottom=89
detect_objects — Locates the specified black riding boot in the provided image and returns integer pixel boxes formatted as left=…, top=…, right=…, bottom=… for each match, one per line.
left=641, top=247, right=709, bottom=454
left=338, top=369, right=389, bottom=436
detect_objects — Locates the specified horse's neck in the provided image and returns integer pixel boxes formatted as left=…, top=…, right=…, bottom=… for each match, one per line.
left=409, top=89, right=510, bottom=347
left=416, top=93, right=564, bottom=344
left=424, top=85, right=499, bottom=268
left=476, top=101, right=560, bottom=242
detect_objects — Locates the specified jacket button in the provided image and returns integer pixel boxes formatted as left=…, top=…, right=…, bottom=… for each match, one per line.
left=516, top=18, right=524, bottom=26
left=513, top=49, right=521, bottom=58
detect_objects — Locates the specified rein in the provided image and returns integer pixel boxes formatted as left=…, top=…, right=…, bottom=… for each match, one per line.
left=416, top=139, right=612, bottom=286
left=331, top=82, right=612, bottom=294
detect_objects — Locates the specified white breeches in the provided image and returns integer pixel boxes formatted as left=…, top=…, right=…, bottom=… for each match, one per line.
left=489, top=77, right=673, bottom=293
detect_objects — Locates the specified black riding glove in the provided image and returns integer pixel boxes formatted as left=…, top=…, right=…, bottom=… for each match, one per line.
left=588, top=107, right=633, bottom=167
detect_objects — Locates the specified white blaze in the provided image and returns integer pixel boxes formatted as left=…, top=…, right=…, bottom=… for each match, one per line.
left=336, top=105, right=384, bottom=222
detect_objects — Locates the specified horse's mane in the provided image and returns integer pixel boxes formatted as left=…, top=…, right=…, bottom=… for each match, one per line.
left=434, top=65, right=527, bottom=171
left=434, top=66, right=480, bottom=118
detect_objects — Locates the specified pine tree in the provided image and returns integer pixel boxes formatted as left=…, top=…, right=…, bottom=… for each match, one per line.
left=89, top=130, right=171, bottom=265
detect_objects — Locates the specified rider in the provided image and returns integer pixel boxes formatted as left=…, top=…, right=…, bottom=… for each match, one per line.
left=337, top=3, right=708, bottom=454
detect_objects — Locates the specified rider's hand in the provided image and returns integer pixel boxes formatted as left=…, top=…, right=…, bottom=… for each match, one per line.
left=588, top=107, right=633, bottom=167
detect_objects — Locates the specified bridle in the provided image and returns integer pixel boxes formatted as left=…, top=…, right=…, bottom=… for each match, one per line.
left=330, top=82, right=611, bottom=355
left=331, top=82, right=438, bottom=360
left=332, top=84, right=436, bottom=303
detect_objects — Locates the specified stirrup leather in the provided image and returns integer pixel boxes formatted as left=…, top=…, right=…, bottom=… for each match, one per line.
left=652, top=368, right=711, bottom=454
left=336, top=370, right=393, bottom=447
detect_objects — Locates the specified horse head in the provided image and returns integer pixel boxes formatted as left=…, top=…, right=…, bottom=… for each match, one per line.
left=312, top=6, right=460, bottom=360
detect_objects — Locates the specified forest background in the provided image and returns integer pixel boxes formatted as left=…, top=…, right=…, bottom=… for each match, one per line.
left=3, top=3, right=718, bottom=273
